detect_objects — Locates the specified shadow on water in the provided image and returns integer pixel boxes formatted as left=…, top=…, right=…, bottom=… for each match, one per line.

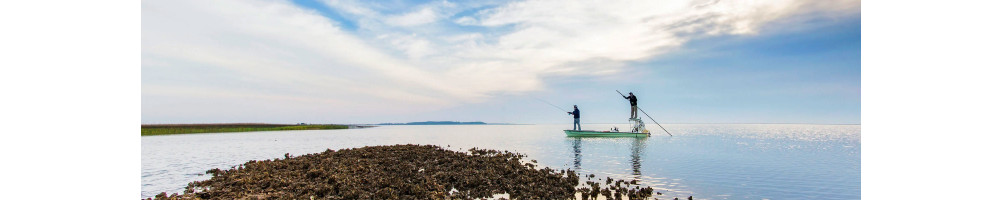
left=569, top=136, right=648, bottom=181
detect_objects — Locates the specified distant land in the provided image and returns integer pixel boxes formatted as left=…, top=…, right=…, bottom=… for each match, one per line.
left=376, top=121, right=518, bottom=125
left=140, top=123, right=356, bottom=136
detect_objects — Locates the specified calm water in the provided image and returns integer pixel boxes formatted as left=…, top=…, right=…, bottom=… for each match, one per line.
left=142, top=124, right=860, bottom=199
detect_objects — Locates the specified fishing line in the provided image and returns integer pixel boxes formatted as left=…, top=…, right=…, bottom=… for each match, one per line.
left=533, top=97, right=570, bottom=113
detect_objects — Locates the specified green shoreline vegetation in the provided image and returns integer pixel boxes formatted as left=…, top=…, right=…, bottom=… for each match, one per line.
left=141, top=123, right=351, bottom=136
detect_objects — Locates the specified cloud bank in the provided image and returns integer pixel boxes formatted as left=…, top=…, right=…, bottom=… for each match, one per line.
left=142, top=0, right=859, bottom=123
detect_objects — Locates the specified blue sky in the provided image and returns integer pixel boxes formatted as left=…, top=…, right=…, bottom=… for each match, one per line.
left=142, top=0, right=860, bottom=124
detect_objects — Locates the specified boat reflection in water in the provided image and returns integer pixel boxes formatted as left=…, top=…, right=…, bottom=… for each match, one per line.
left=569, top=136, right=648, bottom=181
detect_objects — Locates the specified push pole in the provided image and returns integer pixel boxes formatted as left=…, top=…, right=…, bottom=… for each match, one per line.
left=616, top=90, right=673, bottom=136
left=637, top=107, right=672, bottom=136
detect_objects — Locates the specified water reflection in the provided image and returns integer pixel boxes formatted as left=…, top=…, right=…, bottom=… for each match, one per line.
left=630, top=137, right=646, bottom=178
left=572, top=137, right=582, bottom=170
left=569, top=136, right=648, bottom=181
left=144, top=124, right=860, bottom=199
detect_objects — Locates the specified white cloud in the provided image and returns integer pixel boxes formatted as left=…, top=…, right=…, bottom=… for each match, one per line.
left=381, top=33, right=435, bottom=59
left=143, top=0, right=471, bottom=122
left=385, top=7, right=440, bottom=26
left=465, top=0, right=858, bottom=69
left=324, top=0, right=379, bottom=17
left=143, top=0, right=858, bottom=122
left=454, top=16, right=478, bottom=25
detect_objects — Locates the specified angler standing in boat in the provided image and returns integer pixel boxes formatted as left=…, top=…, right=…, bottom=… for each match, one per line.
left=567, top=105, right=581, bottom=131
left=622, top=92, right=638, bottom=119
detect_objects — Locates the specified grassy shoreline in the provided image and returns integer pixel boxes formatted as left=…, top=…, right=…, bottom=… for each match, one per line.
left=141, top=123, right=352, bottom=136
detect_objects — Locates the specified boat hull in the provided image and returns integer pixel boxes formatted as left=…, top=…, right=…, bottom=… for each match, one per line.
left=564, top=130, right=649, bottom=137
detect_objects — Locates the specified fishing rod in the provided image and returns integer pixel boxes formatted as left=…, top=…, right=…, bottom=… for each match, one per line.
left=617, top=90, right=673, bottom=136
left=533, top=97, right=570, bottom=113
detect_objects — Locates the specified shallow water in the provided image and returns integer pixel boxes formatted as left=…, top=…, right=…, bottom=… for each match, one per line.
left=142, top=124, right=860, bottom=199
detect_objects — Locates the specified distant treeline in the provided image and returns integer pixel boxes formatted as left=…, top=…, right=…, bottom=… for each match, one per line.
left=377, top=121, right=487, bottom=125
left=141, top=123, right=349, bottom=136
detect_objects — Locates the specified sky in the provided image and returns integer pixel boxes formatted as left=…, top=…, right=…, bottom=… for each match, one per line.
left=142, top=0, right=860, bottom=125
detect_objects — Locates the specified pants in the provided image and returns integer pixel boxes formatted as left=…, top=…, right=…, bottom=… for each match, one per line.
left=573, top=118, right=581, bottom=131
left=630, top=105, right=637, bottom=119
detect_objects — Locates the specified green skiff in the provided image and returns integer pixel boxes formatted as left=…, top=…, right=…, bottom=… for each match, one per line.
left=564, top=130, right=650, bottom=137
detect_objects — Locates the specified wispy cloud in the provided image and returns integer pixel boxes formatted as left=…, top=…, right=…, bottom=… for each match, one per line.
left=142, top=0, right=858, bottom=123
left=143, top=0, right=464, bottom=121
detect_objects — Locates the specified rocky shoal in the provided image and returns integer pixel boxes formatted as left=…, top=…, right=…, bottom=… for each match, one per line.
left=148, top=144, right=673, bottom=200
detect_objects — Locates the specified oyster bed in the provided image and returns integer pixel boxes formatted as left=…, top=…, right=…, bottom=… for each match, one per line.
left=148, top=144, right=659, bottom=200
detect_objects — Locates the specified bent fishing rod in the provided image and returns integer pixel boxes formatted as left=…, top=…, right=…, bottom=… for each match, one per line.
left=616, top=90, right=673, bottom=136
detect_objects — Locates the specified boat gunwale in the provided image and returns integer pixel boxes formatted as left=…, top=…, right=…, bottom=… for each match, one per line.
left=563, top=130, right=649, bottom=137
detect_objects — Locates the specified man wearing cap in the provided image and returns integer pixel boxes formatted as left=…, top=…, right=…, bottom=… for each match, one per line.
left=567, top=105, right=581, bottom=131
left=622, top=92, right=638, bottom=119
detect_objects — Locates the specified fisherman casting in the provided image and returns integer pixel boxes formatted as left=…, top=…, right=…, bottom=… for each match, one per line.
left=567, top=105, right=581, bottom=131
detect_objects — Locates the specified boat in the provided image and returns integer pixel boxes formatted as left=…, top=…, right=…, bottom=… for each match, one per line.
left=555, top=90, right=674, bottom=137
left=565, top=118, right=650, bottom=137
left=564, top=129, right=649, bottom=137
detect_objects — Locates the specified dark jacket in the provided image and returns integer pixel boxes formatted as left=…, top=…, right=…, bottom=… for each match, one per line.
left=568, top=108, right=580, bottom=119
left=625, top=95, right=637, bottom=106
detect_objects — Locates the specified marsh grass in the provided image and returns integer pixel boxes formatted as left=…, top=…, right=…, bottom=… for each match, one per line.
left=141, top=123, right=350, bottom=136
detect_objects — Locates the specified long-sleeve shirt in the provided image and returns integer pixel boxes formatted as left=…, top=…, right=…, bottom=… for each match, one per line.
left=624, top=95, right=637, bottom=106
left=569, top=108, right=580, bottom=119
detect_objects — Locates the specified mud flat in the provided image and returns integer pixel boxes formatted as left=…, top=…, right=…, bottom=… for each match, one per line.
left=147, top=144, right=661, bottom=200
